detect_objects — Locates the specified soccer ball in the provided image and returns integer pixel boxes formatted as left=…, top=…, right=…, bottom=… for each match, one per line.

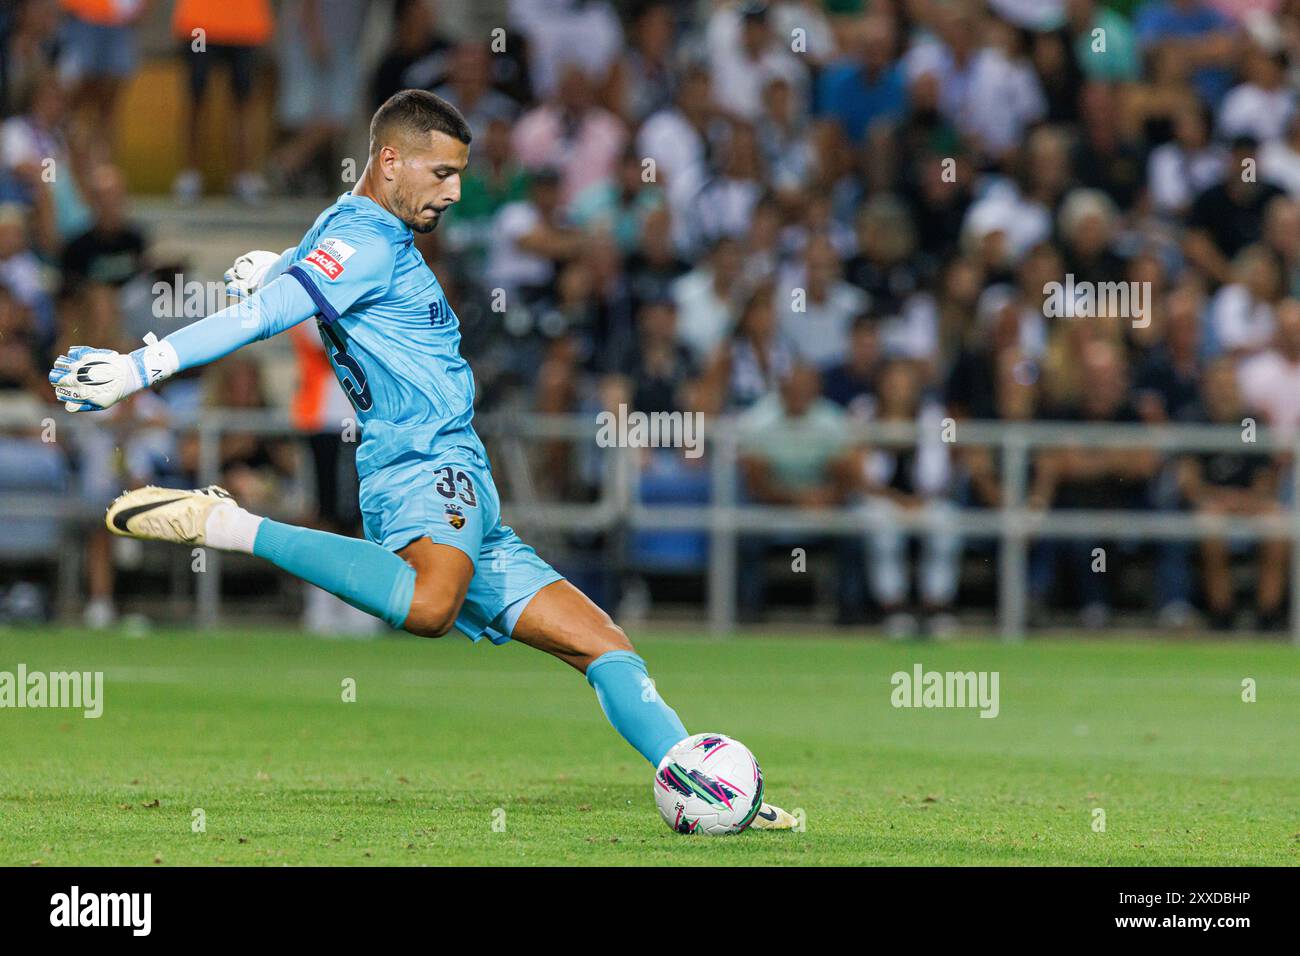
left=654, top=733, right=764, bottom=835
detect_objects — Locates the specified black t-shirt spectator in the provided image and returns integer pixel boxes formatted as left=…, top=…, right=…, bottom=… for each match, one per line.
left=61, top=225, right=146, bottom=290
left=618, top=342, right=697, bottom=415
left=823, top=361, right=875, bottom=412
left=1041, top=401, right=1148, bottom=509
left=1187, top=181, right=1286, bottom=261
left=1134, top=346, right=1201, bottom=422
left=1182, top=401, right=1272, bottom=492
left=944, top=347, right=997, bottom=420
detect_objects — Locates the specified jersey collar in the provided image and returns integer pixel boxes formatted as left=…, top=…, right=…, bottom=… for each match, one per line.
left=338, top=191, right=414, bottom=243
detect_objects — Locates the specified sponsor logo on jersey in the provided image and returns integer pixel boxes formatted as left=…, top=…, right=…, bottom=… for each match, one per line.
left=304, top=237, right=357, bottom=281
left=444, top=504, right=465, bottom=530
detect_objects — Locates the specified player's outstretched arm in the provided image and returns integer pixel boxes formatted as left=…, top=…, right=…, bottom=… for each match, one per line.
left=49, top=274, right=318, bottom=413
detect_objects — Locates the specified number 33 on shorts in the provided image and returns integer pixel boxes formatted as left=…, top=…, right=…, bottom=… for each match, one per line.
left=433, top=466, right=477, bottom=507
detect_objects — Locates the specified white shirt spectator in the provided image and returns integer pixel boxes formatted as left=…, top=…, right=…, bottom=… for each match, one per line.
left=1238, top=348, right=1300, bottom=440
left=671, top=267, right=734, bottom=362
left=638, top=107, right=708, bottom=251
left=485, top=202, right=554, bottom=295
left=770, top=1, right=836, bottom=64
left=961, top=47, right=1047, bottom=157
left=880, top=293, right=941, bottom=362
left=1209, top=283, right=1276, bottom=354
left=1147, top=141, right=1227, bottom=214
left=706, top=6, right=808, bottom=121
left=777, top=273, right=869, bottom=369
left=962, top=180, right=1052, bottom=263
left=1260, top=136, right=1300, bottom=197
left=508, top=0, right=624, bottom=97
left=1218, top=83, right=1296, bottom=144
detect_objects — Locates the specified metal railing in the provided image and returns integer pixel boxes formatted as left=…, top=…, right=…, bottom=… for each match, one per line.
left=2, top=406, right=1298, bottom=645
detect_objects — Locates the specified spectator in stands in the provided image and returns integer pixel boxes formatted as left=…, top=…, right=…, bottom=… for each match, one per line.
left=569, top=146, right=665, bottom=255
left=702, top=281, right=796, bottom=412
left=512, top=63, right=627, bottom=209
left=268, top=0, right=368, bottom=197
left=670, top=236, right=745, bottom=365
left=1185, top=136, right=1286, bottom=285
left=778, top=234, right=869, bottom=370
left=1178, top=358, right=1287, bottom=630
left=1206, top=243, right=1284, bottom=356
left=171, top=0, right=273, bottom=204
left=822, top=313, right=881, bottom=418
left=2, top=0, right=62, bottom=116
left=372, top=0, right=455, bottom=108
left=0, top=201, right=54, bottom=344
left=485, top=167, right=585, bottom=308
left=817, top=12, right=906, bottom=146
left=60, top=164, right=145, bottom=292
left=707, top=0, right=809, bottom=124
left=736, top=363, right=863, bottom=623
left=1147, top=101, right=1226, bottom=218
left=1238, top=297, right=1300, bottom=441
left=58, top=0, right=148, bottom=163
left=434, top=41, right=519, bottom=134
left=1, top=70, right=91, bottom=243
left=610, top=1, right=677, bottom=126
left=1217, top=41, right=1293, bottom=144
left=1134, top=0, right=1238, bottom=107
left=445, top=116, right=529, bottom=269
left=858, top=359, right=961, bottom=638
left=1029, top=339, right=1161, bottom=627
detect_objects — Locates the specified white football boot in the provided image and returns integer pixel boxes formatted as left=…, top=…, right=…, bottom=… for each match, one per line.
left=750, top=802, right=800, bottom=830
left=105, top=485, right=234, bottom=544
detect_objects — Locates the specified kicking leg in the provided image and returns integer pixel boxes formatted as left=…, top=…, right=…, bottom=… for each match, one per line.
left=510, top=579, right=685, bottom=764
left=104, top=485, right=471, bottom=636
left=511, top=579, right=797, bottom=829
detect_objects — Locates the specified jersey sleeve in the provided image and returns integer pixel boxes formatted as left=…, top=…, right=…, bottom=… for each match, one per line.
left=284, top=225, right=397, bottom=323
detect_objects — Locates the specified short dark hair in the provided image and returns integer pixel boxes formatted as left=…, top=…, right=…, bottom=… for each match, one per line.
left=369, top=89, right=473, bottom=156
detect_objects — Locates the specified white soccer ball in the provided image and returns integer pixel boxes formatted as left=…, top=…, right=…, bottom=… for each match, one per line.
left=654, top=733, right=764, bottom=835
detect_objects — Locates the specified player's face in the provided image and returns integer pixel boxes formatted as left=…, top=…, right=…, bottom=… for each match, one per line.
left=392, top=131, right=470, bottom=234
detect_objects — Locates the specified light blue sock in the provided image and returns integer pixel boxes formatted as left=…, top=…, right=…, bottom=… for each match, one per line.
left=253, top=520, right=416, bottom=629
left=586, top=650, right=688, bottom=766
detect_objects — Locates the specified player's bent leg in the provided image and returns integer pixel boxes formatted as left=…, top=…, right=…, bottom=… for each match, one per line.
left=509, top=579, right=633, bottom=671
left=512, top=580, right=687, bottom=766
left=394, top=537, right=475, bottom=638
left=106, top=485, right=420, bottom=629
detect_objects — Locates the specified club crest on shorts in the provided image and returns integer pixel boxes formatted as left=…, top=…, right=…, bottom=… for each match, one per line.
left=444, top=503, right=466, bottom=530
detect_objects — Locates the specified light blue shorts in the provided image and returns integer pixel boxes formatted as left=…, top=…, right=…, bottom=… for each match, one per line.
left=359, top=449, right=563, bottom=644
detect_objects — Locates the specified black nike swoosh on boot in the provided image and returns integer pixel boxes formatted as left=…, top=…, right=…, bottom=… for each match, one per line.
left=756, top=806, right=777, bottom=821
left=111, top=497, right=189, bottom=534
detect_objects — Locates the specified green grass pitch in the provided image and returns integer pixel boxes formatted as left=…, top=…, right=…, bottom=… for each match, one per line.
left=0, top=627, right=1296, bottom=865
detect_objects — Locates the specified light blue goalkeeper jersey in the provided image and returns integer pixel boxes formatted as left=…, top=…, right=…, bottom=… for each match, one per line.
left=283, top=192, right=483, bottom=478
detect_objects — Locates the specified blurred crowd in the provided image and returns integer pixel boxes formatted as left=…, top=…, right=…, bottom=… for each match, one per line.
left=4, top=0, right=1300, bottom=635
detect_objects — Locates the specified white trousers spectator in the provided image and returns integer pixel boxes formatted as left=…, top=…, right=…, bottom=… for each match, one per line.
left=859, top=497, right=962, bottom=608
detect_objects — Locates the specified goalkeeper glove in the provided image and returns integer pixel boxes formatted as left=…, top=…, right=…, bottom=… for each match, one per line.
left=223, top=250, right=282, bottom=299
left=49, top=333, right=179, bottom=412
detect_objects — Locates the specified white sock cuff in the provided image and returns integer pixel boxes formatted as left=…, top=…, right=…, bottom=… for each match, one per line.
left=204, top=503, right=264, bottom=554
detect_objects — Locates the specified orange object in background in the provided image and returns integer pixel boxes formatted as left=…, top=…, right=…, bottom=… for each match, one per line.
left=172, top=0, right=274, bottom=47
left=61, top=0, right=146, bottom=26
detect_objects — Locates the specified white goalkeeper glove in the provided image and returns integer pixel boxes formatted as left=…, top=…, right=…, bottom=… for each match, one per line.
left=49, top=333, right=179, bottom=412
left=224, top=249, right=282, bottom=299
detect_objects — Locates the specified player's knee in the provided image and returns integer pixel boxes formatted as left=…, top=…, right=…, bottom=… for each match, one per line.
left=595, top=619, right=635, bottom=657
left=404, top=604, right=458, bottom=638
left=403, top=578, right=465, bottom=639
